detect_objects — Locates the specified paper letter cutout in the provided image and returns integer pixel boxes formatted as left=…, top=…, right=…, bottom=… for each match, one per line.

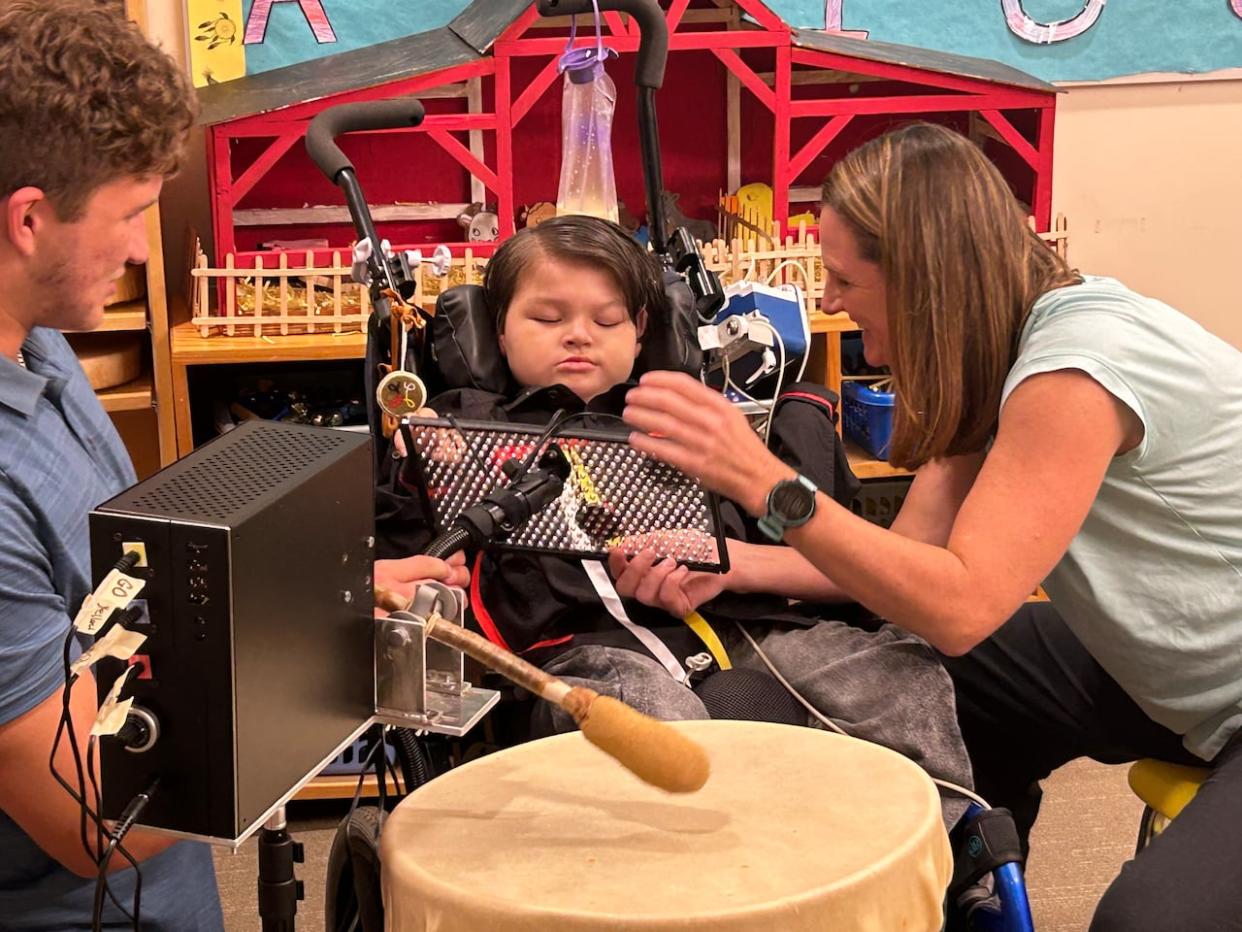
left=1001, top=0, right=1107, bottom=44
left=245, top=0, right=337, bottom=45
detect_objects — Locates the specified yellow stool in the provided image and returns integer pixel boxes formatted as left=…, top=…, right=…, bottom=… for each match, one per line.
left=1127, top=759, right=1210, bottom=852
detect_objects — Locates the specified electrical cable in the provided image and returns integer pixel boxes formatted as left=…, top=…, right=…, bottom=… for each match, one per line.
left=717, top=320, right=787, bottom=447
left=91, top=781, right=156, bottom=932
left=346, top=727, right=388, bottom=823
left=51, top=551, right=146, bottom=928
left=732, top=621, right=991, bottom=811
left=85, top=734, right=142, bottom=927
left=763, top=259, right=810, bottom=291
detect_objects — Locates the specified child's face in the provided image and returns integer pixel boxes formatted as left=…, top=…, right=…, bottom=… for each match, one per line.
left=499, top=256, right=645, bottom=401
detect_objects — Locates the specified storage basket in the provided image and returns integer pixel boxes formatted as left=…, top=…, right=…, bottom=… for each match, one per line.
left=842, top=380, right=894, bottom=460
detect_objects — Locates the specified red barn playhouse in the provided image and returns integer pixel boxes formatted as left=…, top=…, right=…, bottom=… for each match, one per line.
left=196, top=0, right=1058, bottom=271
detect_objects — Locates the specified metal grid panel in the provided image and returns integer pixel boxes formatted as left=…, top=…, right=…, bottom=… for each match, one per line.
left=408, top=419, right=726, bottom=571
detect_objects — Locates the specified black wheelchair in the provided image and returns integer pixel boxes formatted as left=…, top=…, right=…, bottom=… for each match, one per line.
left=303, top=2, right=1034, bottom=928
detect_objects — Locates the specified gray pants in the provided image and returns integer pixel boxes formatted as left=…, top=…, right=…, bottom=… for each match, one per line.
left=539, top=619, right=974, bottom=825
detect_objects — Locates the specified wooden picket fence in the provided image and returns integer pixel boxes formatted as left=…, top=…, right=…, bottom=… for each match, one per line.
left=700, top=212, right=1069, bottom=322
left=188, top=240, right=489, bottom=337
left=698, top=218, right=825, bottom=320
left=189, top=215, right=1067, bottom=338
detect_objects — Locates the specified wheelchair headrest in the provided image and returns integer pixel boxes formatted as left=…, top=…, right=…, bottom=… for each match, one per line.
left=428, top=273, right=703, bottom=397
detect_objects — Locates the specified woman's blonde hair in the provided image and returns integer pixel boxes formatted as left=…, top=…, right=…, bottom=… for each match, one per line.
left=821, top=123, right=1080, bottom=470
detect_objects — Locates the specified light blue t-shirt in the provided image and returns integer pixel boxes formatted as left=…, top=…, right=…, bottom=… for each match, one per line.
left=1001, top=277, right=1242, bottom=760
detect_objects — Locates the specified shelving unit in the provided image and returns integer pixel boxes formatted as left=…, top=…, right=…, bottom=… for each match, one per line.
left=97, top=374, right=156, bottom=414
left=294, top=774, right=403, bottom=802
left=94, top=302, right=149, bottom=333
left=168, top=312, right=368, bottom=456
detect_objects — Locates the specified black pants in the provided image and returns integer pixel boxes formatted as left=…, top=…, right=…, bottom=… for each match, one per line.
left=942, top=602, right=1242, bottom=931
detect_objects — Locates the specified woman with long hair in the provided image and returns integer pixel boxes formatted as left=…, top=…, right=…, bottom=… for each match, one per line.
left=614, top=122, right=1242, bottom=931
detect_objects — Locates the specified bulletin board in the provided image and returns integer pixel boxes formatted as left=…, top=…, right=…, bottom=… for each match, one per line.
left=187, top=0, right=1242, bottom=87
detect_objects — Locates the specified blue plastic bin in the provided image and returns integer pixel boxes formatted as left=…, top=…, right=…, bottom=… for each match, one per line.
left=322, top=734, right=395, bottom=776
left=842, top=380, right=895, bottom=460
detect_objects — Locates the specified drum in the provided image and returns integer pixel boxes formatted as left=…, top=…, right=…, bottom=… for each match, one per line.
left=381, top=720, right=951, bottom=931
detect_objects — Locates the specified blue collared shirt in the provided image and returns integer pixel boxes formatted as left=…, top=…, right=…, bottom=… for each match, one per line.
left=0, top=327, right=221, bottom=930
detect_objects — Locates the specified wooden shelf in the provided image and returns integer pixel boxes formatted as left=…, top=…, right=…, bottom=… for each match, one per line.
left=845, top=440, right=911, bottom=480
left=295, top=773, right=405, bottom=801
left=94, top=300, right=149, bottom=332
left=809, top=311, right=858, bottom=334
left=171, top=320, right=367, bottom=365
left=97, top=373, right=153, bottom=412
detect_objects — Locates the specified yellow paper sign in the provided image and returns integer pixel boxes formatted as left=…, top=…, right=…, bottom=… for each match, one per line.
left=188, top=0, right=246, bottom=88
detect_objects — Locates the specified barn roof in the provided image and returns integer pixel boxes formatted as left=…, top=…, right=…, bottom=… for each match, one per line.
left=198, top=0, right=1053, bottom=127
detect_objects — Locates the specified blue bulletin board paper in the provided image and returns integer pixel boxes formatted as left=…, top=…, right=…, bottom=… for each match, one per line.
left=776, top=0, right=1242, bottom=82
left=236, top=0, right=1242, bottom=84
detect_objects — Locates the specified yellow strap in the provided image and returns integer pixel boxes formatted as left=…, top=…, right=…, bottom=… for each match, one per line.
left=683, top=611, right=732, bottom=670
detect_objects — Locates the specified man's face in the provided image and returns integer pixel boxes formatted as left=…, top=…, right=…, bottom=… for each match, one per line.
left=29, top=176, right=161, bottom=332
left=499, top=256, right=645, bottom=402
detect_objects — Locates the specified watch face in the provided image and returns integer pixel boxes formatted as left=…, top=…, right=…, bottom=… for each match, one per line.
left=772, top=480, right=815, bottom=521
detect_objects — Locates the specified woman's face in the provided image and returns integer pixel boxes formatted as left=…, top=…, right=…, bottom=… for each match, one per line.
left=818, top=206, right=889, bottom=367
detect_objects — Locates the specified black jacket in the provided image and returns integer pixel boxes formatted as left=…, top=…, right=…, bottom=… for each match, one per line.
left=375, top=381, right=859, bottom=662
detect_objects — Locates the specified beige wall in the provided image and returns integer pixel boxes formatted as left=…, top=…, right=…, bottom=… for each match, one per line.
left=1052, top=74, right=1242, bottom=349
left=138, top=2, right=210, bottom=313
left=144, top=2, right=186, bottom=68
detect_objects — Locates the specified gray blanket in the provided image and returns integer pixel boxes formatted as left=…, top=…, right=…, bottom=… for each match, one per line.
left=541, top=619, right=976, bottom=828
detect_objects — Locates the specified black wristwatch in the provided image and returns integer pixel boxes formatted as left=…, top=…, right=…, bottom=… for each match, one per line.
left=758, top=474, right=818, bottom=542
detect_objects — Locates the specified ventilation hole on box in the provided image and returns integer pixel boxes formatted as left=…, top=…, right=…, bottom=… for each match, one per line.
left=128, top=423, right=349, bottom=520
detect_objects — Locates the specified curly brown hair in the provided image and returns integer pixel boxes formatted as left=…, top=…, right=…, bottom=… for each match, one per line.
left=0, top=0, right=197, bottom=219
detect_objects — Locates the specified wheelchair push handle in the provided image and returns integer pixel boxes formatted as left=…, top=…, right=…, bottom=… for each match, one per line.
left=305, top=98, right=426, bottom=183
left=536, top=0, right=668, bottom=89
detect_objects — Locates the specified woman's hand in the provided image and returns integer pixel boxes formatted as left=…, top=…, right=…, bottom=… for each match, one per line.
left=373, top=551, right=469, bottom=616
left=607, top=539, right=734, bottom=619
left=623, top=371, right=792, bottom=515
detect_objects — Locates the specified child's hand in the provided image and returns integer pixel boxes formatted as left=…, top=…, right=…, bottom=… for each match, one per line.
left=373, top=551, right=469, bottom=616
left=607, top=540, right=733, bottom=619
left=394, top=408, right=467, bottom=464
left=392, top=407, right=439, bottom=458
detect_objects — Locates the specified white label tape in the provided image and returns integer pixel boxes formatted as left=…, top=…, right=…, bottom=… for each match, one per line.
left=91, top=666, right=136, bottom=737
left=71, top=625, right=148, bottom=677
left=74, top=570, right=146, bottom=635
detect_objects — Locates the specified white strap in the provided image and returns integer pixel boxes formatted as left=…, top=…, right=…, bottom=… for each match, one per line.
left=581, top=560, right=689, bottom=685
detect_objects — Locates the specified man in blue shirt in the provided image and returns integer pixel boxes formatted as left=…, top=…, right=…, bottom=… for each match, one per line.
left=0, top=3, right=213, bottom=929
left=0, top=7, right=471, bottom=927
left=0, top=3, right=223, bottom=928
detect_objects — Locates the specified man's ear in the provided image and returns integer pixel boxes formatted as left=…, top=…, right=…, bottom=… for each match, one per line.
left=3, top=188, right=48, bottom=258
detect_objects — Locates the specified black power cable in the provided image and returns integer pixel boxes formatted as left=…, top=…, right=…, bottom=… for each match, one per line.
left=49, top=550, right=146, bottom=929
left=91, top=781, right=157, bottom=932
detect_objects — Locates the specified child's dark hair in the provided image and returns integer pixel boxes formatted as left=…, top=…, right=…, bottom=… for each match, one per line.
left=484, top=215, right=666, bottom=329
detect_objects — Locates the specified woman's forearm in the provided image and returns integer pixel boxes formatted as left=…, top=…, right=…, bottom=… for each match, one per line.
left=726, top=539, right=852, bottom=602
left=782, top=499, right=995, bottom=653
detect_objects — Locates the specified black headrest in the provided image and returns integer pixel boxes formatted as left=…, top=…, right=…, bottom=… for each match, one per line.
left=427, top=272, right=703, bottom=396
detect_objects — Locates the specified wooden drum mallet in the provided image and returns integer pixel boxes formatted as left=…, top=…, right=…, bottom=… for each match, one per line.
left=375, top=586, right=710, bottom=794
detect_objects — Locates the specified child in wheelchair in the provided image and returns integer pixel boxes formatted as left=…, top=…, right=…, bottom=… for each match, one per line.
left=378, top=214, right=975, bottom=825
